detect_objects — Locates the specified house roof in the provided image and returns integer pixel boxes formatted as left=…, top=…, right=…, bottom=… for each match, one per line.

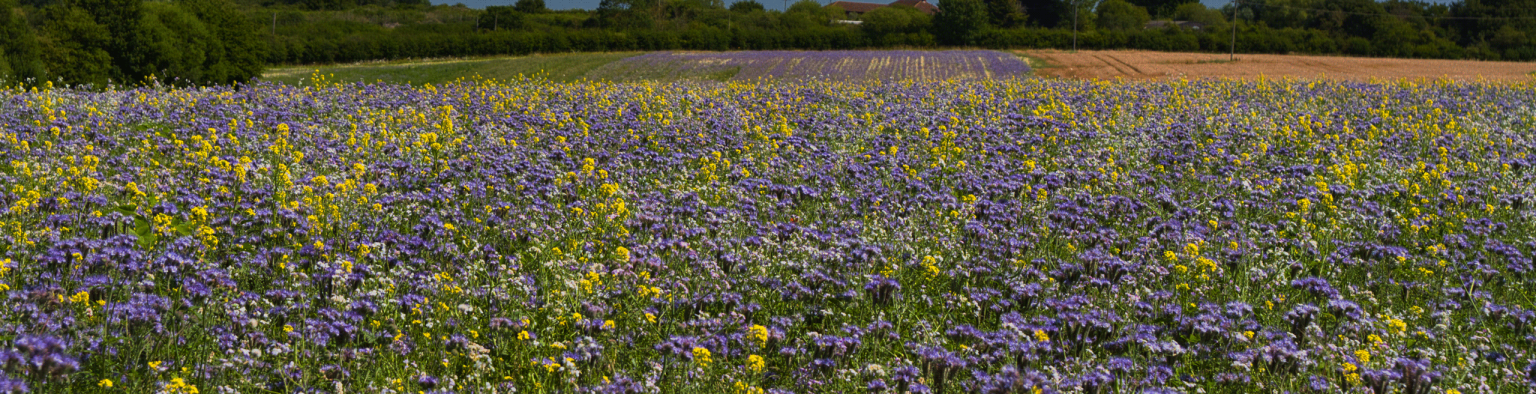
left=888, top=0, right=939, bottom=14
left=826, top=1, right=886, bottom=13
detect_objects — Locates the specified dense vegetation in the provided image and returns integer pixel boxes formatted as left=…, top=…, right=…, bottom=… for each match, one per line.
left=0, top=0, right=1534, bottom=87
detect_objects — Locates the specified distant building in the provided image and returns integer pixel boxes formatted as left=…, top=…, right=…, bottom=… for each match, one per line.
left=1145, top=20, right=1208, bottom=30
left=887, top=0, right=940, bottom=14
left=826, top=0, right=939, bottom=18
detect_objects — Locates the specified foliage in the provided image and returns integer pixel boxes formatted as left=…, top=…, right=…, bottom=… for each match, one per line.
left=934, top=0, right=988, bottom=45
left=0, top=0, right=45, bottom=83
left=1126, top=0, right=1191, bottom=18
left=985, top=0, right=1026, bottom=28
left=1171, top=2, right=1225, bottom=30
left=728, top=0, right=763, bottom=13
left=514, top=0, right=548, bottom=14
left=1096, top=0, right=1149, bottom=30
left=861, top=4, right=930, bottom=38
left=37, top=4, right=114, bottom=87
left=477, top=5, right=525, bottom=31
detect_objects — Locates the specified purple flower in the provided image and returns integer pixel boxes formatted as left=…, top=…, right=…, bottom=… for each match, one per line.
left=1291, top=277, right=1339, bottom=300
left=0, top=373, right=29, bottom=393
left=416, top=375, right=439, bottom=390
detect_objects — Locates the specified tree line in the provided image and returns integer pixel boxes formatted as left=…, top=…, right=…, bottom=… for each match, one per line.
left=1, top=0, right=265, bottom=87
left=2, top=0, right=1534, bottom=87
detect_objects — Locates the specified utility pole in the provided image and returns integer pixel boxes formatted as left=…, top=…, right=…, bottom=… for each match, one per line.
left=1229, top=0, right=1237, bottom=61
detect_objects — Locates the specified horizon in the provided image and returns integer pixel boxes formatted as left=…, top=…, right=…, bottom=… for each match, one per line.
left=432, top=0, right=1458, bottom=13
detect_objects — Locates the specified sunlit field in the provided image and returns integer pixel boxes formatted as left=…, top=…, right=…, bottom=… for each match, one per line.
left=1, top=76, right=1534, bottom=393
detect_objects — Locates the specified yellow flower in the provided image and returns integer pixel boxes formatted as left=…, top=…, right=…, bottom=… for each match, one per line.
left=164, top=377, right=199, bottom=394
left=1033, top=329, right=1050, bottom=342
left=692, top=347, right=712, bottom=365
left=748, top=325, right=769, bottom=346
left=615, top=246, right=631, bottom=262
left=98, top=379, right=113, bottom=388
left=746, top=354, right=765, bottom=372
left=149, top=360, right=163, bottom=370
left=1355, top=349, right=1371, bottom=364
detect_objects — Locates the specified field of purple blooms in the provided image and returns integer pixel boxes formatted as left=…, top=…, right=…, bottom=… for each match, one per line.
left=587, top=51, right=1031, bottom=82
left=1, top=76, right=1535, bottom=394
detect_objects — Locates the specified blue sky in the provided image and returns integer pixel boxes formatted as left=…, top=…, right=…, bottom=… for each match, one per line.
left=434, top=0, right=1455, bottom=13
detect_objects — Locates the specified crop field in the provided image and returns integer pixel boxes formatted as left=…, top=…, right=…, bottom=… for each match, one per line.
left=1, top=76, right=1535, bottom=394
left=1024, top=49, right=1536, bottom=82
left=588, top=51, right=1032, bottom=82
left=262, top=52, right=644, bottom=86
left=263, top=50, right=1032, bottom=85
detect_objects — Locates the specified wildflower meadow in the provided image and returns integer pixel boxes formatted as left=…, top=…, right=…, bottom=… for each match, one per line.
left=0, top=75, right=1534, bottom=393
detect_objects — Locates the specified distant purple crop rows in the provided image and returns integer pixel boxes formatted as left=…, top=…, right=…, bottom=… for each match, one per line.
left=595, top=50, right=1031, bottom=81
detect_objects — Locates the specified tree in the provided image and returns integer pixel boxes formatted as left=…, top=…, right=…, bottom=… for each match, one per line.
left=0, top=0, right=47, bottom=83
left=934, top=0, right=987, bottom=45
left=985, top=0, right=1026, bottom=28
left=1172, top=2, right=1225, bottom=29
left=782, top=0, right=838, bottom=27
left=514, top=0, right=549, bottom=13
left=479, top=6, right=526, bottom=30
left=863, top=4, right=930, bottom=35
left=1096, top=0, right=1148, bottom=30
left=1125, top=0, right=1189, bottom=18
left=76, top=0, right=150, bottom=82
left=139, top=2, right=213, bottom=85
left=596, top=0, right=660, bottom=29
left=729, top=0, right=765, bottom=13
left=38, top=5, right=115, bottom=86
left=177, top=0, right=266, bottom=84
left=1019, top=0, right=1067, bottom=27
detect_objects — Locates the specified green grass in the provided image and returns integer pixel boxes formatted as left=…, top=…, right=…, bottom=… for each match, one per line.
left=1013, top=51, right=1060, bottom=75
left=261, top=52, right=643, bottom=85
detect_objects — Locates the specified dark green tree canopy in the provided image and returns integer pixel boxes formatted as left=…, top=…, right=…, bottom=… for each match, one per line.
left=515, top=0, right=548, bottom=14
left=1126, top=0, right=1191, bottom=18
left=1097, top=0, right=1149, bottom=30
left=863, top=4, right=931, bottom=35
left=935, top=0, right=988, bottom=44
left=986, top=0, right=1027, bottom=28
left=729, top=0, right=764, bottom=13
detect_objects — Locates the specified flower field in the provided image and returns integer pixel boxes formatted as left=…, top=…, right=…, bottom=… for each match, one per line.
left=0, top=76, right=1534, bottom=393
left=588, top=51, right=1031, bottom=82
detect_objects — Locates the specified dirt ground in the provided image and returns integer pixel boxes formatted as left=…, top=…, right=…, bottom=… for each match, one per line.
left=1021, top=49, right=1536, bottom=82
